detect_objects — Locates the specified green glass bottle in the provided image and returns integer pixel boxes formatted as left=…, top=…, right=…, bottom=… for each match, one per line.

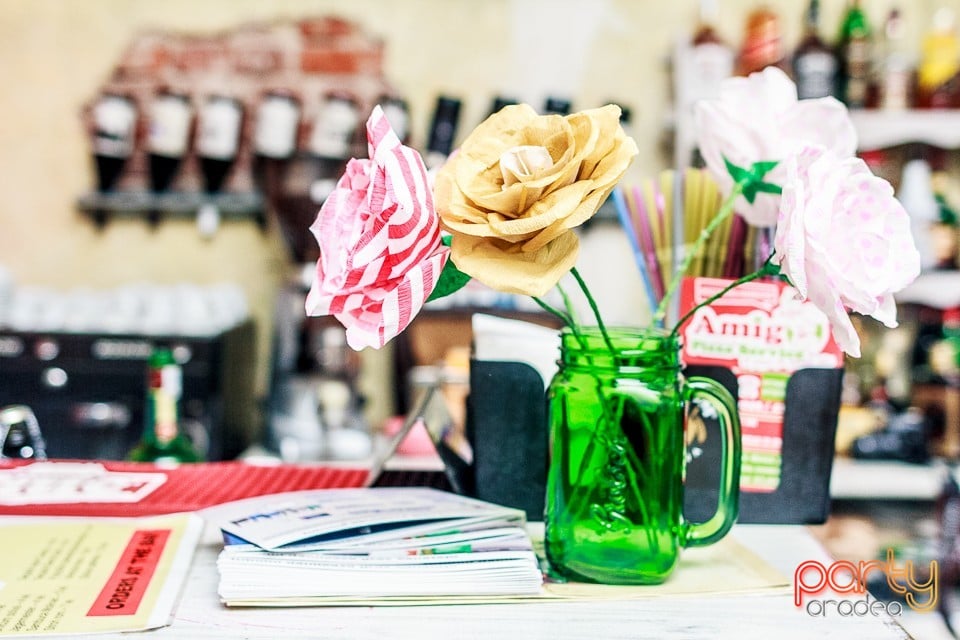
left=836, top=0, right=873, bottom=108
left=129, top=347, right=202, bottom=463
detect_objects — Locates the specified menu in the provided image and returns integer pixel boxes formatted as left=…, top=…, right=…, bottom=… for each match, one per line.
left=679, top=276, right=844, bottom=492
left=0, top=513, right=202, bottom=636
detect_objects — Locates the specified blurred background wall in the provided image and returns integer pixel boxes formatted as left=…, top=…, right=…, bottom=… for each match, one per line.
left=0, top=0, right=955, bottom=427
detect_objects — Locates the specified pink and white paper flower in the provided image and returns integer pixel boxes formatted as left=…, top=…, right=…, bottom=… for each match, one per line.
left=694, top=67, right=858, bottom=227
left=305, top=106, right=449, bottom=350
left=773, top=145, right=921, bottom=357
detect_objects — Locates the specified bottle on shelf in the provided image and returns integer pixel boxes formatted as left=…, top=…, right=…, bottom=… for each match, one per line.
left=196, top=94, right=245, bottom=237
left=675, top=0, right=734, bottom=167
left=735, top=6, right=786, bottom=76
left=916, top=7, right=960, bottom=109
left=488, top=95, right=518, bottom=116
left=874, top=7, right=915, bottom=110
left=424, top=95, right=462, bottom=170
left=897, top=147, right=941, bottom=272
left=836, top=0, right=873, bottom=109
left=307, top=91, right=361, bottom=203
left=543, top=96, right=572, bottom=115
left=89, top=92, right=138, bottom=228
left=931, top=307, right=960, bottom=458
left=792, top=0, right=839, bottom=100
left=930, top=189, right=959, bottom=270
left=90, top=91, right=138, bottom=193
left=129, top=346, right=203, bottom=464
left=146, top=88, right=193, bottom=226
left=197, top=94, right=245, bottom=195
left=251, top=89, right=301, bottom=199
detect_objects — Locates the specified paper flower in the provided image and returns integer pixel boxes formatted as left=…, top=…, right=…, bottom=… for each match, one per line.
left=305, top=106, right=448, bottom=350
left=773, top=145, right=921, bottom=357
left=434, top=104, right=638, bottom=296
left=694, top=66, right=858, bottom=228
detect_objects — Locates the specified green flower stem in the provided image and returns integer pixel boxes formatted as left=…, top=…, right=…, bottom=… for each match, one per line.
left=652, top=180, right=745, bottom=325
left=556, top=282, right=580, bottom=326
left=668, top=258, right=780, bottom=337
left=533, top=296, right=576, bottom=329
left=570, top=267, right=615, bottom=354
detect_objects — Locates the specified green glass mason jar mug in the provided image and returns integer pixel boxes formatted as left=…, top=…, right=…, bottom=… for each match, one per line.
left=544, top=326, right=741, bottom=585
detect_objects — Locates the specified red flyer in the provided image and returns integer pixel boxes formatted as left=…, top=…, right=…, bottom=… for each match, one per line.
left=678, top=277, right=844, bottom=492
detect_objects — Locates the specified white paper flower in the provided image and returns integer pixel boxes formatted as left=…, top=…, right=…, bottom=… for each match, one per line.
left=694, top=67, right=858, bottom=227
left=773, top=145, right=921, bottom=357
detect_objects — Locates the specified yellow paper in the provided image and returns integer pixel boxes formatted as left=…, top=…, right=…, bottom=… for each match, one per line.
left=0, top=514, right=203, bottom=636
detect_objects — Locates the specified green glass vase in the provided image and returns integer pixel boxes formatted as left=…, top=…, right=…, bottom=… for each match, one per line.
left=544, top=327, right=741, bottom=585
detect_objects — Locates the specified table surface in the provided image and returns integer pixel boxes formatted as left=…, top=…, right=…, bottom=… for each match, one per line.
left=26, top=523, right=917, bottom=640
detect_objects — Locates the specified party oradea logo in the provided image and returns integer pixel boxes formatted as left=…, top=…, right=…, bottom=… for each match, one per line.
left=794, top=549, right=938, bottom=617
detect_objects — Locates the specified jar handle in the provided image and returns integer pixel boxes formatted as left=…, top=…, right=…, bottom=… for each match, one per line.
left=681, top=376, right=741, bottom=547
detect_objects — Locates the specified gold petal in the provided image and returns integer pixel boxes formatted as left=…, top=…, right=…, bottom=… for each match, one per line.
left=487, top=181, right=593, bottom=237
left=450, top=232, right=580, bottom=297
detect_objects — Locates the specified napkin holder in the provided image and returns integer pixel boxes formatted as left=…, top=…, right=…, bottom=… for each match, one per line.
left=465, top=359, right=548, bottom=521
left=682, top=364, right=844, bottom=524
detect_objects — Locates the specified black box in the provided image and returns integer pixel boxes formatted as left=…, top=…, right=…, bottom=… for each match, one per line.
left=464, top=358, right=843, bottom=525
left=0, top=321, right=256, bottom=461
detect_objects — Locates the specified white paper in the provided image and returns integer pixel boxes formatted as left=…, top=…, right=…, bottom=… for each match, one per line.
left=0, top=462, right=166, bottom=505
left=471, top=313, right=560, bottom=385
left=200, top=487, right=526, bottom=551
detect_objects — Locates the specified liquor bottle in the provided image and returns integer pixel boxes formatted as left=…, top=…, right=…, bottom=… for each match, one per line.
left=736, top=7, right=786, bottom=76
left=680, top=0, right=734, bottom=166
left=488, top=95, right=518, bottom=116
left=875, top=8, right=915, bottom=110
left=836, top=0, right=873, bottom=109
left=91, top=92, right=138, bottom=193
left=932, top=307, right=960, bottom=457
left=916, top=8, right=960, bottom=109
left=307, top=92, right=361, bottom=202
left=129, top=347, right=203, bottom=463
left=146, top=88, right=193, bottom=226
left=251, top=90, right=301, bottom=197
left=897, top=148, right=940, bottom=271
left=792, top=0, right=839, bottom=100
left=196, top=94, right=245, bottom=195
left=89, top=92, right=138, bottom=228
left=543, top=96, right=572, bottom=115
left=424, top=95, right=462, bottom=170
left=195, top=94, right=244, bottom=237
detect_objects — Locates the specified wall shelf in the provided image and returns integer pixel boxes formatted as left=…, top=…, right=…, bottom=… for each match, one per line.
left=895, top=270, right=960, bottom=309
left=850, top=109, right=960, bottom=151
left=76, top=191, right=266, bottom=227
left=830, top=457, right=949, bottom=501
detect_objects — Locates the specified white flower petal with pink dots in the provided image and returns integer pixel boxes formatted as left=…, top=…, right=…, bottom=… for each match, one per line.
left=694, top=67, right=858, bottom=227
left=773, top=145, right=921, bottom=357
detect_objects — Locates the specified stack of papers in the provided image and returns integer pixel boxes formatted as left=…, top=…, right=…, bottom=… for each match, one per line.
left=202, top=488, right=544, bottom=605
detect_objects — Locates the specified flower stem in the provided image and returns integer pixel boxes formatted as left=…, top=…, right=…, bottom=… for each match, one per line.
left=570, top=267, right=614, bottom=353
left=532, top=296, right=574, bottom=329
left=556, top=282, right=580, bottom=326
left=669, top=263, right=776, bottom=337
left=652, top=180, right=745, bottom=325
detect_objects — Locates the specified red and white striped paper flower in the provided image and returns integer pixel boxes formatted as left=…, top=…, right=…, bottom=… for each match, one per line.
left=305, top=106, right=449, bottom=350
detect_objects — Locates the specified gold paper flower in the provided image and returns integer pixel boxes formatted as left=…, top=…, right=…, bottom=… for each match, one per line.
left=434, top=104, right=638, bottom=297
